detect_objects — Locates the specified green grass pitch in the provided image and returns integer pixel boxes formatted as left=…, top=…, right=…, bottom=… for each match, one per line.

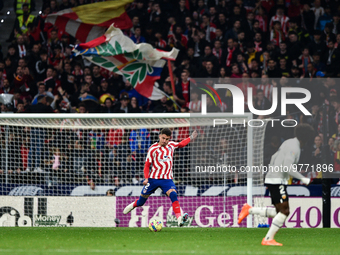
left=0, top=228, right=338, bottom=255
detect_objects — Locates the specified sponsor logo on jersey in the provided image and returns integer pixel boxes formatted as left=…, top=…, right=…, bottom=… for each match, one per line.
left=159, top=155, right=170, bottom=162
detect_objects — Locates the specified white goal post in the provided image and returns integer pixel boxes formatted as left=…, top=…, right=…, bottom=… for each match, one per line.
left=0, top=113, right=267, bottom=228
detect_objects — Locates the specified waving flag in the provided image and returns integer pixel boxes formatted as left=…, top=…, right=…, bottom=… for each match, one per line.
left=46, top=0, right=133, bottom=42
left=73, top=25, right=179, bottom=100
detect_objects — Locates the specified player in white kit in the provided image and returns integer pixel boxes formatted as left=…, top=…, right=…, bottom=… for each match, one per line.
left=238, top=124, right=315, bottom=246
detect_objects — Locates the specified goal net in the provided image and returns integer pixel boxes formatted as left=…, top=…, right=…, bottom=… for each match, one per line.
left=0, top=113, right=267, bottom=228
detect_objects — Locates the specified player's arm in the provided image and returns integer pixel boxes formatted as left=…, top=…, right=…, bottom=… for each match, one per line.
left=283, top=150, right=310, bottom=185
left=143, top=161, right=151, bottom=185
left=143, top=147, right=153, bottom=185
left=177, top=130, right=198, bottom=148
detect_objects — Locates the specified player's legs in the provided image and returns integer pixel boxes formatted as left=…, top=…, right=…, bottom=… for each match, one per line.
left=123, top=179, right=157, bottom=214
left=162, top=180, right=189, bottom=227
left=165, top=189, right=181, bottom=218
left=123, top=194, right=150, bottom=214
left=263, top=201, right=289, bottom=241
left=262, top=184, right=289, bottom=246
left=238, top=204, right=277, bottom=224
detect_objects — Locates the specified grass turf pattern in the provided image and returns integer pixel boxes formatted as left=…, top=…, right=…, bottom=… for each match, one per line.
left=0, top=228, right=338, bottom=255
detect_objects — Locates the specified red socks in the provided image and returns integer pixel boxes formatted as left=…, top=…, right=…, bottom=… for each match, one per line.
left=133, top=199, right=138, bottom=208
left=172, top=201, right=181, bottom=219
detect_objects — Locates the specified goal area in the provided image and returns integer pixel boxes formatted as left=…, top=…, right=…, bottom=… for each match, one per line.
left=0, top=113, right=267, bottom=228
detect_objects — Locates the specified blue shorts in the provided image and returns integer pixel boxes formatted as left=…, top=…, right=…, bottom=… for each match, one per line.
left=141, top=178, right=177, bottom=196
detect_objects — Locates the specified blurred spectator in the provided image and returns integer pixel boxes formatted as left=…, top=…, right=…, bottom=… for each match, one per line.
left=205, top=94, right=220, bottom=112
left=59, top=0, right=71, bottom=11
left=225, top=20, right=241, bottom=41
left=98, top=78, right=115, bottom=99
left=253, top=88, right=271, bottom=112
left=288, top=32, right=302, bottom=63
left=32, top=83, right=54, bottom=105
left=201, top=14, right=216, bottom=43
left=0, top=79, right=14, bottom=94
left=312, top=53, right=326, bottom=72
left=322, top=23, right=336, bottom=43
left=288, top=18, right=310, bottom=46
left=298, top=48, right=313, bottom=75
left=49, top=0, right=59, bottom=13
left=244, top=42, right=263, bottom=66
left=301, top=4, right=315, bottom=34
left=187, top=88, right=201, bottom=113
left=78, top=103, right=88, bottom=113
left=332, top=13, right=340, bottom=35
left=114, top=93, right=132, bottom=113
left=14, top=0, right=35, bottom=16
left=332, top=124, right=340, bottom=140
left=333, top=139, right=340, bottom=171
left=216, top=13, right=228, bottom=34
left=270, top=21, right=285, bottom=46
left=15, top=36, right=28, bottom=58
left=61, top=62, right=76, bottom=95
left=101, top=98, right=115, bottom=113
left=230, top=63, right=242, bottom=78
left=236, top=53, right=248, bottom=74
left=236, top=73, right=256, bottom=110
left=163, top=80, right=184, bottom=109
left=288, top=0, right=303, bottom=19
left=278, top=58, right=290, bottom=77
left=153, top=96, right=168, bottom=113
left=308, top=30, right=327, bottom=56
left=323, top=39, right=340, bottom=76
left=130, top=26, right=146, bottom=44
left=311, top=135, right=323, bottom=166
left=10, top=3, right=36, bottom=42
left=165, top=99, right=179, bottom=113
left=202, top=60, right=218, bottom=77
left=266, top=59, right=281, bottom=78
left=130, top=96, right=142, bottom=113
left=254, top=32, right=265, bottom=53
left=270, top=7, right=289, bottom=36
left=311, top=0, right=324, bottom=30
left=25, top=95, right=54, bottom=113
left=317, top=5, right=332, bottom=31
left=257, top=75, right=273, bottom=101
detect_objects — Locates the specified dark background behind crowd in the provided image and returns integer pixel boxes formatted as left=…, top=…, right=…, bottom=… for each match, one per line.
left=0, top=0, right=339, bottom=188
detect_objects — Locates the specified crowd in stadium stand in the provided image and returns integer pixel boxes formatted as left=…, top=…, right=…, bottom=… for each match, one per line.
left=1, top=0, right=340, bottom=187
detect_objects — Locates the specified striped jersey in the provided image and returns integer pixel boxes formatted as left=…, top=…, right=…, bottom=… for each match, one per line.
left=146, top=141, right=181, bottom=179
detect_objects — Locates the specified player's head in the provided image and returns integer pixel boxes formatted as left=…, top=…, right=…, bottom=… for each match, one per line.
left=294, top=124, right=315, bottom=146
left=159, top=128, right=171, bottom=147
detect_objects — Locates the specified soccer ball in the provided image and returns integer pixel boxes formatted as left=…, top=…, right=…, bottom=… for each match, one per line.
left=149, top=219, right=162, bottom=232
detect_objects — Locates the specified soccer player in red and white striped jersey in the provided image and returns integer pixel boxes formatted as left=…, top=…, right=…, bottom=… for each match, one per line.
left=123, top=128, right=198, bottom=227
